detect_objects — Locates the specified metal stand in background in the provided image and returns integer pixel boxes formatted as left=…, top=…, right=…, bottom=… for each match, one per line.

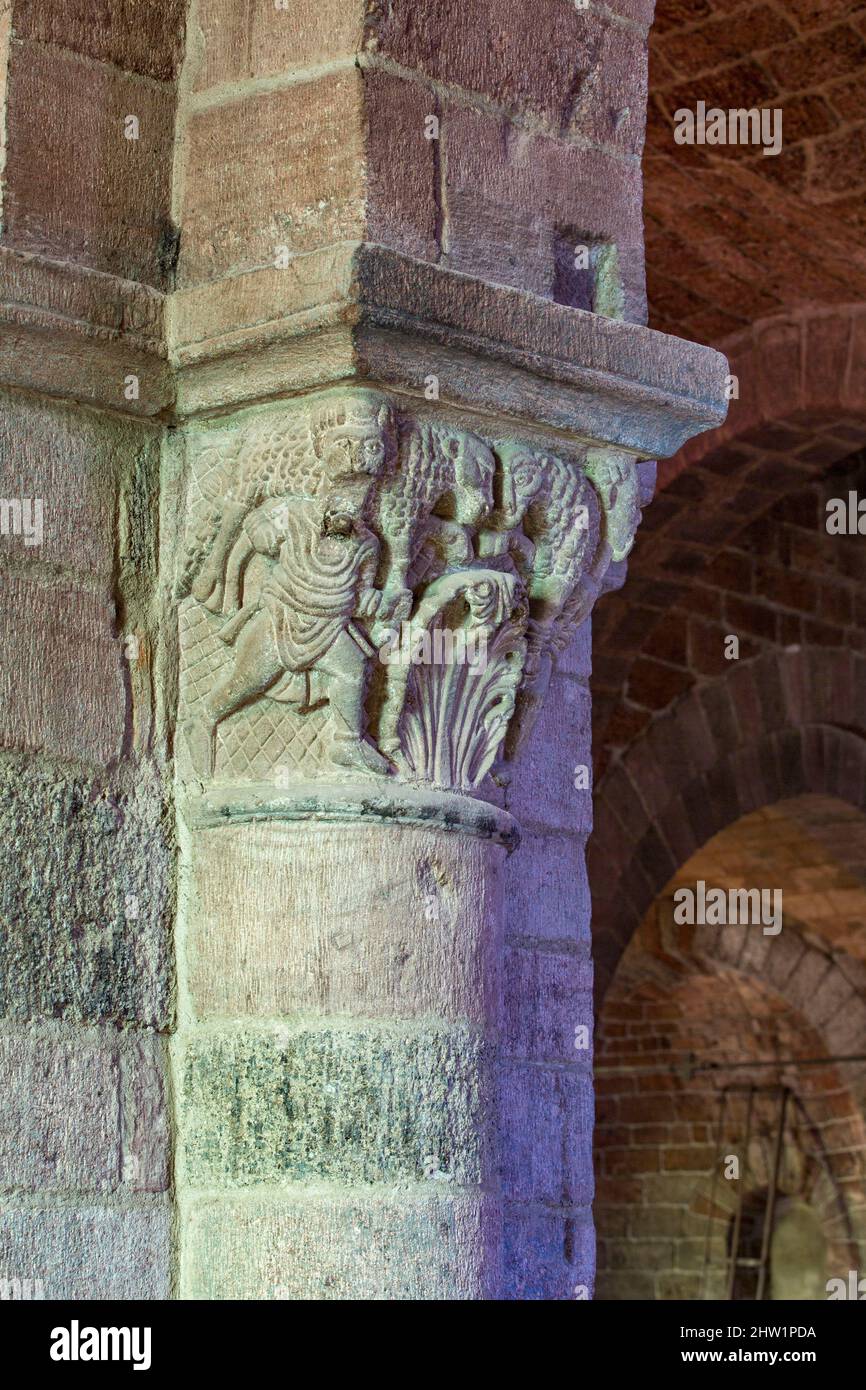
left=703, top=1083, right=791, bottom=1301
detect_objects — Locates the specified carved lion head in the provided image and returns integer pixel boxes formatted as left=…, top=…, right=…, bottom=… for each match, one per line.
left=311, top=391, right=398, bottom=482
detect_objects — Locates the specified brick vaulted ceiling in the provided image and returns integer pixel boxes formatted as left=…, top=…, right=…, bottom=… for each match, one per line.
left=644, top=0, right=866, bottom=346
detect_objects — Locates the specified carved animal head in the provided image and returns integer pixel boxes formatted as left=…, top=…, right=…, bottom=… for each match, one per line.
left=489, top=444, right=549, bottom=532
left=442, top=432, right=495, bottom=526
left=311, top=391, right=398, bottom=483
left=585, top=448, right=641, bottom=562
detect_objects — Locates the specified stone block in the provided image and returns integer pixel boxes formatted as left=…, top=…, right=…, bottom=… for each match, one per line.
left=504, top=830, right=590, bottom=943
left=121, top=1034, right=171, bottom=1193
left=371, top=0, right=648, bottom=135
left=503, top=943, right=593, bottom=1062
left=178, top=1023, right=494, bottom=1187
left=182, top=1191, right=500, bottom=1299
left=0, top=388, right=158, bottom=581
left=499, top=1063, right=594, bottom=1206
left=365, top=69, right=439, bottom=262
left=503, top=1204, right=595, bottom=1300
left=0, top=577, right=127, bottom=766
left=0, top=754, right=173, bottom=1027
left=4, top=45, right=176, bottom=287
left=441, top=104, right=646, bottom=321
left=182, top=820, right=502, bottom=1024
left=0, top=1206, right=171, bottom=1299
left=0, top=1034, right=120, bottom=1194
left=0, top=1028, right=169, bottom=1197
left=193, top=0, right=365, bottom=89
left=179, top=72, right=366, bottom=285
left=13, top=0, right=186, bottom=80
left=505, top=674, right=593, bottom=832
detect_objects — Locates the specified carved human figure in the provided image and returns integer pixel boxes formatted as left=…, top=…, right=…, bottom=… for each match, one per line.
left=182, top=487, right=388, bottom=779
left=178, top=391, right=398, bottom=615
left=176, top=390, right=641, bottom=792
left=477, top=442, right=603, bottom=766
left=375, top=420, right=496, bottom=616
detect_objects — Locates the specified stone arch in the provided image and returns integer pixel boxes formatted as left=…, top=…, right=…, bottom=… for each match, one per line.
left=594, top=795, right=866, bottom=1300
left=643, top=1, right=866, bottom=349
left=591, top=305, right=866, bottom=765
left=591, top=645, right=866, bottom=1003
left=661, top=306, right=866, bottom=489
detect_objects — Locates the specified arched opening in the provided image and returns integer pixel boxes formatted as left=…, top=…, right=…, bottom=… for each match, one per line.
left=594, top=795, right=866, bottom=1301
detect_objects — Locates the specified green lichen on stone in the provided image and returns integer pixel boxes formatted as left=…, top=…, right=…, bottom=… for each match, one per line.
left=0, top=753, right=174, bottom=1027
left=180, top=1024, right=493, bottom=1188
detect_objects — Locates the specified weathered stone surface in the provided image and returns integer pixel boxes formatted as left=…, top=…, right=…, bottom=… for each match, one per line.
left=13, top=0, right=187, bottom=81
left=179, top=1024, right=493, bottom=1187
left=499, top=1064, right=594, bottom=1206
left=0, top=578, right=127, bottom=766
left=503, top=944, right=593, bottom=1063
left=120, top=1034, right=171, bottom=1193
left=0, top=388, right=158, bottom=579
left=504, top=830, right=591, bottom=943
left=369, top=0, right=649, bottom=134
left=351, top=249, right=728, bottom=453
left=563, top=19, right=649, bottom=158
left=0, top=1028, right=169, bottom=1196
left=503, top=1204, right=595, bottom=1300
left=505, top=674, right=593, bottom=833
left=365, top=70, right=439, bottom=263
left=179, top=73, right=365, bottom=286
left=168, top=244, right=728, bottom=455
left=441, top=104, right=646, bottom=322
left=0, top=754, right=173, bottom=1027
left=193, top=0, right=365, bottom=89
left=0, top=317, right=173, bottom=420
left=182, top=1192, right=500, bottom=1299
left=0, top=1206, right=171, bottom=1299
left=0, top=245, right=165, bottom=349
left=4, top=45, right=176, bottom=287
left=557, top=617, right=593, bottom=679
left=183, top=820, right=502, bottom=1024
left=0, top=1034, right=120, bottom=1194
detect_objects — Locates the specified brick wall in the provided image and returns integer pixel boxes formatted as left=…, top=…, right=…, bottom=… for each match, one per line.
left=594, top=445, right=866, bottom=772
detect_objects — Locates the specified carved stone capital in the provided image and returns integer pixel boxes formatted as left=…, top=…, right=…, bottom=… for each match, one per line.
left=176, top=388, right=644, bottom=794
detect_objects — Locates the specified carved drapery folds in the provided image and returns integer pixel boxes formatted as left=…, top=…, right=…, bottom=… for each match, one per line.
left=176, top=388, right=642, bottom=793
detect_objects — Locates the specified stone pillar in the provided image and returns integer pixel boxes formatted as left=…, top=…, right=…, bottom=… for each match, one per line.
left=163, top=0, right=727, bottom=1299
left=0, top=0, right=728, bottom=1300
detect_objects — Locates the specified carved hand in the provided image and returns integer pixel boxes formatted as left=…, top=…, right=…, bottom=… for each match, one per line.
left=356, top=587, right=382, bottom=620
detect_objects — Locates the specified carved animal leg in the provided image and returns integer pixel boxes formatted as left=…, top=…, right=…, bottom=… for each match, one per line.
left=223, top=531, right=255, bottom=615
left=206, top=610, right=284, bottom=724
left=192, top=501, right=248, bottom=611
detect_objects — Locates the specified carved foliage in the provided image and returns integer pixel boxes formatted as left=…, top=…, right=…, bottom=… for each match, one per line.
left=176, top=389, right=642, bottom=792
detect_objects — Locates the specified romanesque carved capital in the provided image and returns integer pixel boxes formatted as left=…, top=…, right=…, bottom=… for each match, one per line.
left=175, top=388, right=644, bottom=794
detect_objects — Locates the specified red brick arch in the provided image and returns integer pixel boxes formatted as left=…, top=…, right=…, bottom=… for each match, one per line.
left=591, top=304, right=866, bottom=776
left=662, top=304, right=866, bottom=490
left=590, top=645, right=866, bottom=1007
left=644, top=1, right=866, bottom=348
